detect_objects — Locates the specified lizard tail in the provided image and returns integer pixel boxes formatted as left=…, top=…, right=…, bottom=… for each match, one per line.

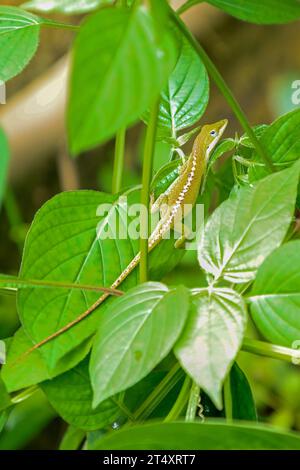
left=18, top=252, right=142, bottom=360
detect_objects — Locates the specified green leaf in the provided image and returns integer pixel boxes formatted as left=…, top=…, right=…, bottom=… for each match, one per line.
left=0, top=390, right=56, bottom=450
left=18, top=191, right=135, bottom=371
left=250, top=109, right=300, bottom=181
left=199, top=164, right=300, bottom=283
left=90, top=282, right=189, bottom=407
left=209, top=138, right=236, bottom=168
left=18, top=189, right=183, bottom=372
left=0, top=128, right=9, bottom=208
left=2, top=328, right=49, bottom=392
left=68, top=5, right=177, bottom=154
left=174, top=288, right=247, bottom=409
left=155, top=35, right=209, bottom=140
left=1, top=328, right=94, bottom=392
left=231, top=363, right=257, bottom=421
left=249, top=240, right=300, bottom=347
left=181, top=0, right=300, bottom=24
left=89, top=421, right=300, bottom=450
left=22, top=0, right=111, bottom=14
left=41, top=358, right=119, bottom=431
left=0, top=6, right=41, bottom=81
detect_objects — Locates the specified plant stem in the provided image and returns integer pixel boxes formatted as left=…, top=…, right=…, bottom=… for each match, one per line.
left=186, top=382, right=200, bottom=421
left=112, top=128, right=126, bottom=194
left=112, top=398, right=135, bottom=422
left=224, top=375, right=233, bottom=422
left=42, top=19, right=80, bottom=32
left=164, top=375, right=191, bottom=422
left=242, top=337, right=300, bottom=364
left=139, top=100, right=159, bottom=283
left=11, top=386, right=37, bottom=404
left=171, top=10, right=274, bottom=172
left=133, top=362, right=182, bottom=421
left=177, top=0, right=204, bottom=15
left=4, top=188, right=25, bottom=254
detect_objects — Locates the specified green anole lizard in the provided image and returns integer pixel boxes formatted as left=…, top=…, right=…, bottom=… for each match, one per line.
left=23, top=119, right=228, bottom=356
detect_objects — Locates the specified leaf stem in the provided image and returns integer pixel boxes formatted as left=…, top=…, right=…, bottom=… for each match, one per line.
left=165, top=375, right=191, bottom=422
left=112, top=398, right=136, bottom=422
left=139, top=100, right=159, bottom=283
left=171, top=10, right=274, bottom=172
left=177, top=0, right=204, bottom=15
left=0, top=275, right=123, bottom=297
left=223, top=375, right=233, bottom=422
left=41, top=19, right=80, bottom=32
left=242, top=338, right=300, bottom=364
left=186, top=381, right=200, bottom=421
left=133, top=362, right=182, bottom=421
left=112, top=128, right=126, bottom=194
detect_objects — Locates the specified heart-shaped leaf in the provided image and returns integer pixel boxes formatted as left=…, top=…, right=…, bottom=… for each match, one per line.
left=18, top=189, right=183, bottom=372
left=249, top=109, right=300, bottom=181
left=174, top=288, right=247, bottom=409
left=199, top=163, right=300, bottom=283
left=90, top=282, right=189, bottom=407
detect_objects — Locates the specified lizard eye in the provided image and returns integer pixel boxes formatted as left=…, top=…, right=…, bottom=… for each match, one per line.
left=210, top=130, right=217, bottom=137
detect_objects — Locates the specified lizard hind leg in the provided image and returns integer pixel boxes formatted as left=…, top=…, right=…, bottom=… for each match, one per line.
left=173, top=221, right=192, bottom=249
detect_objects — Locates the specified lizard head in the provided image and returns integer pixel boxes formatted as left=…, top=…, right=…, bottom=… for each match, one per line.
left=201, top=119, right=228, bottom=162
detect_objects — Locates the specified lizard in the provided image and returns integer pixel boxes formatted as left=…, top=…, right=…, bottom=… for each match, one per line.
left=23, top=119, right=228, bottom=356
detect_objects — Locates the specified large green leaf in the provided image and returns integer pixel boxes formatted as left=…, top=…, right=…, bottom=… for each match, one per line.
left=249, top=241, right=300, bottom=347
left=18, top=191, right=126, bottom=372
left=90, top=282, right=189, bottom=407
left=250, top=109, right=300, bottom=181
left=0, top=6, right=41, bottom=81
left=174, top=288, right=247, bottom=409
left=41, top=358, right=119, bottom=431
left=18, top=189, right=183, bottom=372
left=0, top=128, right=9, bottom=208
left=68, top=5, right=177, bottom=154
left=155, top=35, right=209, bottom=139
left=89, top=421, right=300, bottom=450
left=199, top=164, right=300, bottom=283
left=181, top=1, right=300, bottom=24
left=22, top=0, right=111, bottom=14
